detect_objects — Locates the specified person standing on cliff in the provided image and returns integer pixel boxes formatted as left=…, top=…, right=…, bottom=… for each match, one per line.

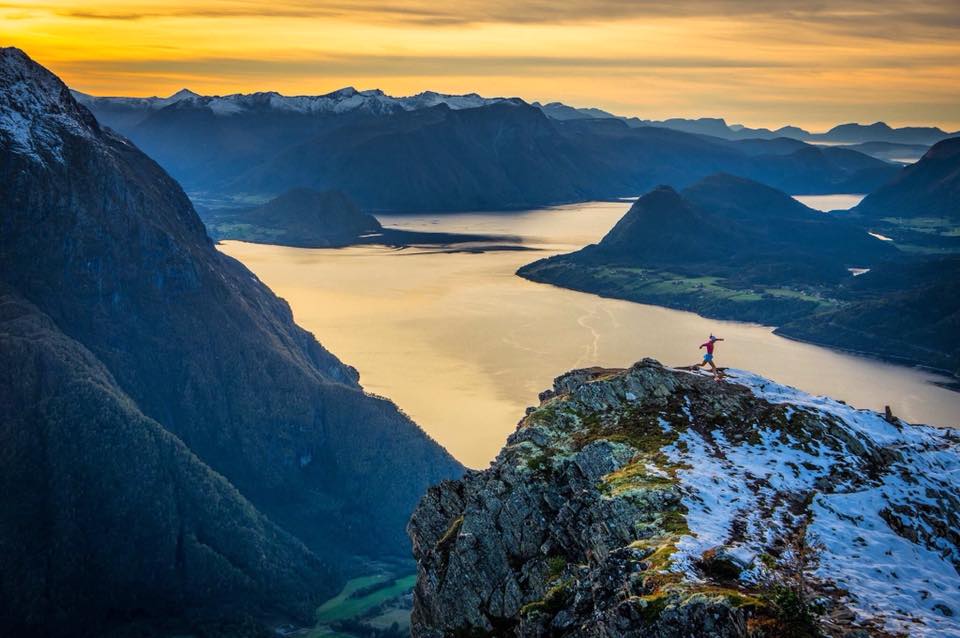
left=695, top=334, right=724, bottom=380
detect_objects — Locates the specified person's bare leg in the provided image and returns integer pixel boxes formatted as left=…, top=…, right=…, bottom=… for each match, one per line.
left=708, top=360, right=720, bottom=380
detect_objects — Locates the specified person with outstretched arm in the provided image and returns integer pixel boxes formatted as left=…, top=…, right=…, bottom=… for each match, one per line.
left=695, top=334, right=724, bottom=380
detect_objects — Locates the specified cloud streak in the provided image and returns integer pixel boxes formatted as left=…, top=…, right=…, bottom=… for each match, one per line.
left=4, top=0, right=959, bottom=128
left=36, top=0, right=960, bottom=39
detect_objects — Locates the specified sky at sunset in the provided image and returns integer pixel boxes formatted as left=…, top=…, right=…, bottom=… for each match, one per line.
left=4, top=0, right=959, bottom=131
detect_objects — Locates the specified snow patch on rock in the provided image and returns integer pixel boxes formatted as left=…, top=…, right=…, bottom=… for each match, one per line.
left=1, top=47, right=99, bottom=164
left=662, top=368, right=960, bottom=636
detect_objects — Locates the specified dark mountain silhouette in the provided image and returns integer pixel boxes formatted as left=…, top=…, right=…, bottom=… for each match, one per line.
left=205, top=187, right=383, bottom=246
left=819, top=121, right=954, bottom=145
left=778, top=255, right=960, bottom=375
left=853, top=137, right=960, bottom=220
left=834, top=141, right=930, bottom=163
left=622, top=117, right=956, bottom=147
left=532, top=101, right=618, bottom=120
left=229, top=101, right=595, bottom=211
left=78, top=90, right=899, bottom=212
left=681, top=173, right=891, bottom=267
left=0, top=287, right=332, bottom=636
left=523, top=174, right=893, bottom=288
left=742, top=144, right=899, bottom=194
left=0, top=47, right=462, bottom=636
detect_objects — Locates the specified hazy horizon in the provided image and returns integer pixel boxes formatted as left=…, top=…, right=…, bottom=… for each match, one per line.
left=5, top=0, right=959, bottom=131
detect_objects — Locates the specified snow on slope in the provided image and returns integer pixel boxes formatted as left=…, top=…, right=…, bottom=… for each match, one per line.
left=665, top=368, right=960, bottom=636
left=73, top=85, right=517, bottom=117
left=1, top=48, right=99, bottom=164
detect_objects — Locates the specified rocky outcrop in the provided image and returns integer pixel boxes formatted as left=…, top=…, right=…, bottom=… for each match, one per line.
left=409, top=360, right=960, bottom=637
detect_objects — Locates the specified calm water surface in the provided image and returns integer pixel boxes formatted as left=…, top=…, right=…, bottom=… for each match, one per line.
left=793, top=193, right=866, bottom=211
left=219, top=202, right=958, bottom=468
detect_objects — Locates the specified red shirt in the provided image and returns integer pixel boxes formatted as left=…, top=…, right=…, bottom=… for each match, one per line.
left=701, top=340, right=716, bottom=354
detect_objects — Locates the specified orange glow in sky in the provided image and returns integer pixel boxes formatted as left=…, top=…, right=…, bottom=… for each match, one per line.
left=4, top=0, right=959, bottom=130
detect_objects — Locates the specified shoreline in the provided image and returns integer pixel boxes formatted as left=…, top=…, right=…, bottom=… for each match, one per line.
left=515, top=267, right=959, bottom=392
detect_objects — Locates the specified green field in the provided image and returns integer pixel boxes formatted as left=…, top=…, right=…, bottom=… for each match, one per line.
left=874, top=216, right=960, bottom=253
left=305, top=573, right=417, bottom=638
left=206, top=222, right=287, bottom=242
left=588, top=267, right=833, bottom=307
left=880, top=216, right=958, bottom=235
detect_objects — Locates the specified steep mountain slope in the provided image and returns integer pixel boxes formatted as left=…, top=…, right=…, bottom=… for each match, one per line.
left=0, top=47, right=462, bottom=634
left=0, top=289, right=331, bottom=636
left=742, top=145, right=898, bottom=194
left=74, top=87, right=515, bottom=194
left=519, top=175, right=894, bottom=294
left=234, top=110, right=895, bottom=212
left=204, top=187, right=383, bottom=247
left=409, top=361, right=960, bottom=638
left=680, top=174, right=891, bottom=268
left=777, top=256, right=960, bottom=375
left=229, top=101, right=595, bottom=211
left=853, top=137, right=960, bottom=220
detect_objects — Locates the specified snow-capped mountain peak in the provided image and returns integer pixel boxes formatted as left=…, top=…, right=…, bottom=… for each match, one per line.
left=1, top=47, right=100, bottom=164
left=72, top=84, right=517, bottom=118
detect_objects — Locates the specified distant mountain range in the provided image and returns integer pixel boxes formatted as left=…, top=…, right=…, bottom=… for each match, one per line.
left=78, top=88, right=957, bottom=147
left=74, top=88, right=904, bottom=212
left=626, top=117, right=957, bottom=146
left=73, top=86, right=512, bottom=130
left=1, top=47, right=462, bottom=637
left=530, top=101, right=957, bottom=146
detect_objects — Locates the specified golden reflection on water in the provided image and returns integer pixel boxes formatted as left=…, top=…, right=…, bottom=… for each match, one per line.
left=793, top=193, right=866, bottom=211
left=219, top=202, right=959, bottom=468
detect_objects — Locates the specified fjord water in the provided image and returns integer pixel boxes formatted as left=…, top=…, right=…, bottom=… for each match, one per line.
left=793, top=193, right=865, bottom=211
left=219, top=202, right=959, bottom=468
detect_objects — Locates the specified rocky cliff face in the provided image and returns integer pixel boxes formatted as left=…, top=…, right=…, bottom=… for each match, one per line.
left=0, top=47, right=462, bottom=636
left=409, top=360, right=959, bottom=637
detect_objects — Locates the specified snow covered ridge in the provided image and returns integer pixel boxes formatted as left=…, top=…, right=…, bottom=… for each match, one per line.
left=1, top=47, right=101, bottom=164
left=668, top=368, right=960, bottom=636
left=409, top=359, right=959, bottom=638
left=71, top=85, right=521, bottom=117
